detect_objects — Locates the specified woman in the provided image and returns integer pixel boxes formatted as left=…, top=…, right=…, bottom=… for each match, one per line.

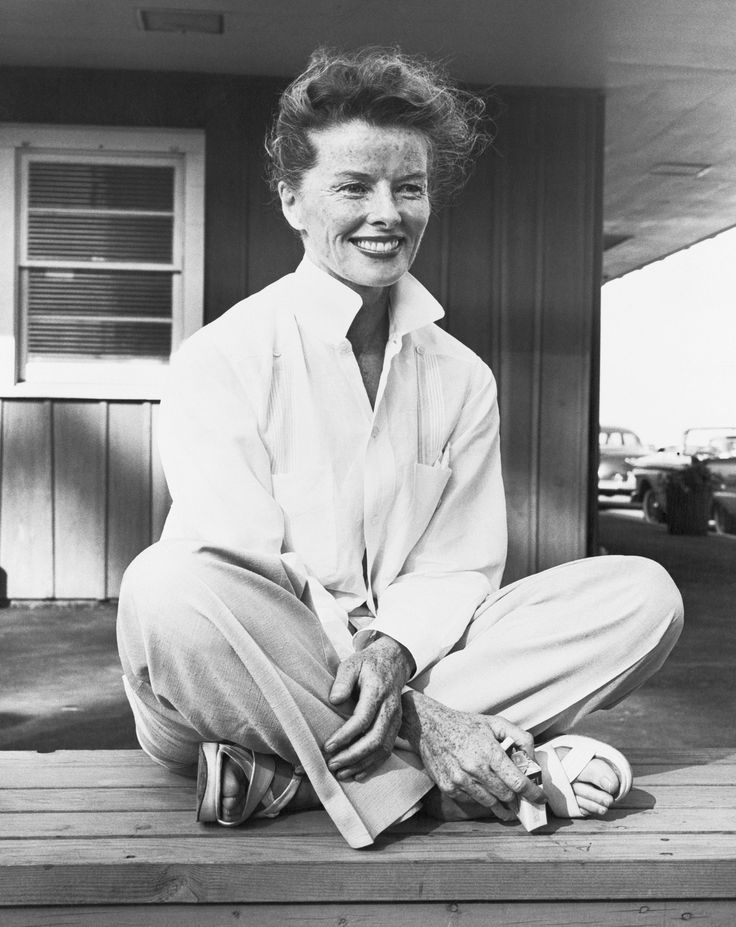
left=117, top=48, right=683, bottom=848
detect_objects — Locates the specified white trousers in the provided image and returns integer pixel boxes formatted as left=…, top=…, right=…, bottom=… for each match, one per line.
left=117, top=541, right=683, bottom=848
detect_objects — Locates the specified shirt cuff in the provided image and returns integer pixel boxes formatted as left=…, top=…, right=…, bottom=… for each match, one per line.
left=353, top=572, right=492, bottom=679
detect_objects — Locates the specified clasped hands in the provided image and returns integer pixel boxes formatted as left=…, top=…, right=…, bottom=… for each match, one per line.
left=323, top=635, right=545, bottom=819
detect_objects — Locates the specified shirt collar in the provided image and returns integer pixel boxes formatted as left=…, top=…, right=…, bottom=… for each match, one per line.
left=292, top=256, right=445, bottom=343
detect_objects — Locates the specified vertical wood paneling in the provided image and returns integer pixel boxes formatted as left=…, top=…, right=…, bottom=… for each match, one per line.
left=411, top=213, right=445, bottom=303
left=496, top=98, right=544, bottom=582
left=53, top=402, right=106, bottom=598
left=444, top=148, right=496, bottom=364
left=106, top=403, right=152, bottom=598
left=536, top=97, right=596, bottom=571
left=0, top=401, right=54, bottom=597
left=150, top=403, right=171, bottom=544
left=203, top=86, right=251, bottom=323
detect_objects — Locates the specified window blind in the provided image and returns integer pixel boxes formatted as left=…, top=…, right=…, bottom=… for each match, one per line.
left=22, top=160, right=177, bottom=362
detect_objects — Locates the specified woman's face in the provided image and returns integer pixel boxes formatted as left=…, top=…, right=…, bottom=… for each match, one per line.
left=279, top=119, right=431, bottom=297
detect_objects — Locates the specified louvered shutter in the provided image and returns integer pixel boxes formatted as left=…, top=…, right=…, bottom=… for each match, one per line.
left=20, top=159, right=178, bottom=362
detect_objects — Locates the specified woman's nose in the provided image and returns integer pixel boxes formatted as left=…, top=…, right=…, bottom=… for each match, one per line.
left=367, top=188, right=401, bottom=226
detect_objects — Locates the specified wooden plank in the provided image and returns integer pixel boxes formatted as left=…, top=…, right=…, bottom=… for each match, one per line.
left=106, top=402, right=152, bottom=598
left=2, top=747, right=732, bottom=770
left=496, top=96, right=543, bottom=582
left=3, top=783, right=731, bottom=820
left=0, top=400, right=54, bottom=597
left=53, top=401, right=106, bottom=598
left=3, top=800, right=735, bottom=840
left=2, top=748, right=734, bottom=787
left=2, top=900, right=736, bottom=927
left=3, top=779, right=733, bottom=817
left=445, top=145, right=496, bottom=367
left=411, top=212, right=444, bottom=303
left=150, top=402, right=170, bottom=543
left=0, top=834, right=734, bottom=905
left=0, top=788, right=195, bottom=813
left=536, top=94, right=601, bottom=570
left=203, top=83, right=250, bottom=320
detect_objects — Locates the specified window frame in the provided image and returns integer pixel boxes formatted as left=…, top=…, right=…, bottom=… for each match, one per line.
left=0, top=124, right=205, bottom=400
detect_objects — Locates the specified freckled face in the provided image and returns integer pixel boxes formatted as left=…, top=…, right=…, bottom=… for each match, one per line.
left=279, top=120, right=431, bottom=297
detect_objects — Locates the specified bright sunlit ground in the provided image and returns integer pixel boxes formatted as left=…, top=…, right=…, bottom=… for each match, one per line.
left=600, top=226, right=736, bottom=450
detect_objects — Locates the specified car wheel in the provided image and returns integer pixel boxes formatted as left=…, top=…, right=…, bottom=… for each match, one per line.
left=712, top=502, right=736, bottom=536
left=642, top=487, right=664, bottom=524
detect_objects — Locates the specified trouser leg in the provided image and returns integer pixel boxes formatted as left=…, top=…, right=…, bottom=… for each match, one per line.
left=412, top=555, right=683, bottom=739
left=117, top=539, right=431, bottom=848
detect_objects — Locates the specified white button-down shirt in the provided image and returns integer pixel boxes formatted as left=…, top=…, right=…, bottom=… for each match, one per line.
left=158, top=257, right=507, bottom=677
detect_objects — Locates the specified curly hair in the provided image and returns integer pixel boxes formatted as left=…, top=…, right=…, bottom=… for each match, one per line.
left=265, top=47, right=492, bottom=208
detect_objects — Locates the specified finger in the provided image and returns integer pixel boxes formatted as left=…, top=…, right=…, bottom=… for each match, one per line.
left=327, top=700, right=400, bottom=771
left=325, top=683, right=383, bottom=756
left=488, top=748, right=545, bottom=804
left=329, top=659, right=360, bottom=705
left=493, top=717, right=536, bottom=760
left=334, top=750, right=389, bottom=781
left=451, top=777, right=516, bottom=821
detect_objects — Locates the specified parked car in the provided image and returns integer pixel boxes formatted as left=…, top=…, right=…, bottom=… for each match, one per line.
left=631, top=427, right=736, bottom=534
left=598, top=425, right=649, bottom=497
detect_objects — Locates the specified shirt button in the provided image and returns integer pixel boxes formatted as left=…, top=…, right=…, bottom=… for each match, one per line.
left=371, top=427, right=380, bottom=439
left=415, top=345, right=425, bottom=355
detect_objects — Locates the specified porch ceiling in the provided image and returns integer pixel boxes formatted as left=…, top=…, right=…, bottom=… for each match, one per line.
left=3, top=0, right=736, bottom=280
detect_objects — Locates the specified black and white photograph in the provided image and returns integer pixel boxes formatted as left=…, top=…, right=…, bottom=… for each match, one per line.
left=0, top=2, right=734, bottom=924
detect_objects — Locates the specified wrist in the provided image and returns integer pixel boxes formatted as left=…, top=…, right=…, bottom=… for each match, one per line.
left=373, top=633, right=416, bottom=681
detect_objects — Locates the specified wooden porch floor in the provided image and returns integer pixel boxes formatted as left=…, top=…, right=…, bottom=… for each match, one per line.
left=1, top=748, right=735, bottom=925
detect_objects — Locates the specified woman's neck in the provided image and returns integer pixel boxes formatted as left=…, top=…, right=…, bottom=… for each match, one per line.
left=347, top=287, right=390, bottom=357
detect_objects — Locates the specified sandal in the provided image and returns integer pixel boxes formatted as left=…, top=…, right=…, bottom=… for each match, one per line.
left=196, top=742, right=304, bottom=826
left=535, top=734, right=633, bottom=819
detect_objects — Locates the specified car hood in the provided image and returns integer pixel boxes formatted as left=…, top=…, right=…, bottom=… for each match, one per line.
left=632, top=450, right=692, bottom=470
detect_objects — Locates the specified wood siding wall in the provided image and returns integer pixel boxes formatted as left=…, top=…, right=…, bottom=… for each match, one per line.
left=0, top=68, right=603, bottom=597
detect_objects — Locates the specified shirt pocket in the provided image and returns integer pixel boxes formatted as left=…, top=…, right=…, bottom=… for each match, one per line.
left=271, top=466, right=337, bottom=578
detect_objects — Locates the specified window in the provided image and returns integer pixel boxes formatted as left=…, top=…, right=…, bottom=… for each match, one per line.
left=0, top=125, right=205, bottom=398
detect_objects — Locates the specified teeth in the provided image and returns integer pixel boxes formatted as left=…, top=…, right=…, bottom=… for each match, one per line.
left=353, top=239, right=401, bottom=253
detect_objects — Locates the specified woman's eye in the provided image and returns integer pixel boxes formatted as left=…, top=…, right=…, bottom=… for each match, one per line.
left=340, top=183, right=368, bottom=196
left=398, top=184, right=426, bottom=198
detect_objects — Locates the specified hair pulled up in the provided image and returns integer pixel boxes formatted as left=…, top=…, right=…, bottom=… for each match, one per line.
left=265, top=47, right=492, bottom=208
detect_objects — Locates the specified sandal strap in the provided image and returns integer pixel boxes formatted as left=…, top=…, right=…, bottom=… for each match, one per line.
left=217, top=744, right=277, bottom=823
left=256, top=760, right=304, bottom=818
left=537, top=735, right=633, bottom=819
left=201, top=743, right=302, bottom=825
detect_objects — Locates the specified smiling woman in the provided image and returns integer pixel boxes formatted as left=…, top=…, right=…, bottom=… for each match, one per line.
left=116, top=47, right=684, bottom=850
left=278, top=121, right=431, bottom=300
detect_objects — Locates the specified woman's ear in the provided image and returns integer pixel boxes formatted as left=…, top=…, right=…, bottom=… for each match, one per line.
left=279, top=182, right=304, bottom=233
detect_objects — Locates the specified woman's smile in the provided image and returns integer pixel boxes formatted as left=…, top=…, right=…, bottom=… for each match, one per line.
left=350, top=236, right=403, bottom=255
left=279, top=119, right=431, bottom=300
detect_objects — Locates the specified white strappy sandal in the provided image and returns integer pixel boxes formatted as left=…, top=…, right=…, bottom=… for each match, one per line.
left=535, top=734, right=633, bottom=819
left=196, top=742, right=304, bottom=826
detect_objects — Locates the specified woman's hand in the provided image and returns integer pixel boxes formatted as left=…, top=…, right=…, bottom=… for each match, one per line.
left=323, top=635, right=415, bottom=781
left=401, top=691, right=544, bottom=820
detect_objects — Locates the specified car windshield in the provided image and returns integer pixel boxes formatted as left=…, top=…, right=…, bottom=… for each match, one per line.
left=600, top=430, right=642, bottom=448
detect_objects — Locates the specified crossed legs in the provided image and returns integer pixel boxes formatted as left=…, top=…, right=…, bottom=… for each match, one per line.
left=117, top=540, right=683, bottom=844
